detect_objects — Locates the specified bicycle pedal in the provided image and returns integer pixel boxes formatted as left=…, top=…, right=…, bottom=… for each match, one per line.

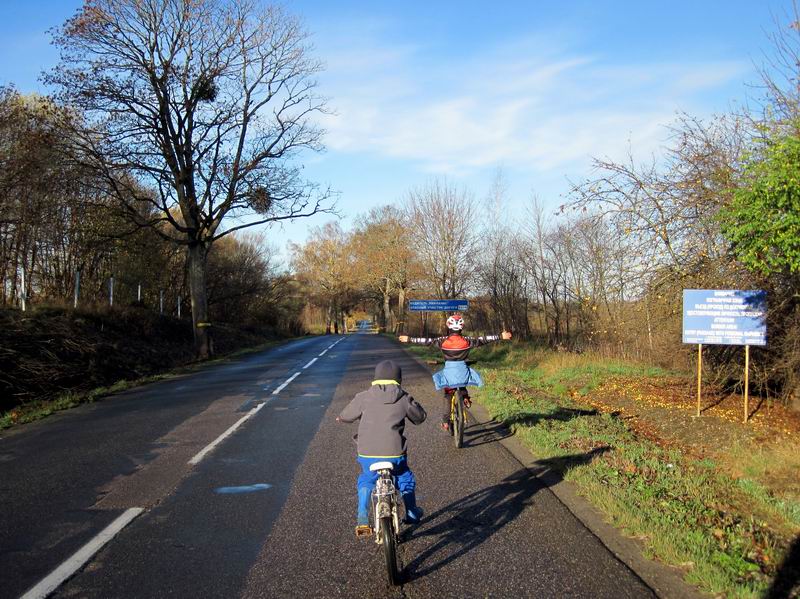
left=355, top=525, right=373, bottom=538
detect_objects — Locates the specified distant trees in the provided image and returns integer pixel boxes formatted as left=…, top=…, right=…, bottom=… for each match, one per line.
left=47, top=0, right=331, bottom=357
left=351, top=206, right=422, bottom=333
left=0, top=87, right=149, bottom=306
left=290, top=223, right=355, bottom=334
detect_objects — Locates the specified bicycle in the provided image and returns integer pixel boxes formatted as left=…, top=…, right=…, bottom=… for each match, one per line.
left=429, top=359, right=475, bottom=449
left=446, top=386, right=470, bottom=448
left=369, top=461, right=402, bottom=585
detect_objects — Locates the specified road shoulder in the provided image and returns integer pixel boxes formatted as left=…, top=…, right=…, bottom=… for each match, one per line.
left=401, top=343, right=704, bottom=599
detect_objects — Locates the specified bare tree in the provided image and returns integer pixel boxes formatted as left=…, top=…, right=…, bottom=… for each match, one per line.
left=755, top=2, right=800, bottom=129
left=47, top=0, right=332, bottom=357
left=350, top=205, right=422, bottom=333
left=477, top=171, right=530, bottom=336
left=405, top=179, right=478, bottom=300
left=566, top=114, right=747, bottom=279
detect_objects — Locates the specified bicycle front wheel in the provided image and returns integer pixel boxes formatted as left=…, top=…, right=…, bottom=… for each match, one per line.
left=380, top=516, right=400, bottom=585
left=453, top=390, right=465, bottom=448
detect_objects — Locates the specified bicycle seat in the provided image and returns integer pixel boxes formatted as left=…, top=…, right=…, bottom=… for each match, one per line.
left=369, top=461, right=394, bottom=472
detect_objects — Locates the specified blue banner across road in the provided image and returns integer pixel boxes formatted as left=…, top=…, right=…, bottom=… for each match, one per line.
left=682, top=289, right=767, bottom=346
left=408, top=299, right=469, bottom=312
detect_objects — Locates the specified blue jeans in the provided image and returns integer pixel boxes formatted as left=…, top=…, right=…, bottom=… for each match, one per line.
left=356, top=455, right=418, bottom=525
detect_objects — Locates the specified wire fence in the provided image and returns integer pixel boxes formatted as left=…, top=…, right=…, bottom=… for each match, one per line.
left=5, top=266, right=188, bottom=318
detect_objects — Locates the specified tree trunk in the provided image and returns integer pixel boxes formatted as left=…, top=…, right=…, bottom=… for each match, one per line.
left=325, top=302, right=333, bottom=334
left=383, top=281, right=391, bottom=333
left=397, top=286, right=406, bottom=334
left=187, top=242, right=213, bottom=359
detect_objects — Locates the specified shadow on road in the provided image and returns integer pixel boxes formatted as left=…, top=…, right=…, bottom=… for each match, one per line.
left=461, top=417, right=514, bottom=447
left=403, top=447, right=609, bottom=581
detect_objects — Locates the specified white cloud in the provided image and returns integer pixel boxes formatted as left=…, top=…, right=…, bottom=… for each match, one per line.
left=315, top=30, right=749, bottom=177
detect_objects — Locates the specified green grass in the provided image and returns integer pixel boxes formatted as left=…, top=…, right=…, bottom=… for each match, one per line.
left=405, top=339, right=798, bottom=597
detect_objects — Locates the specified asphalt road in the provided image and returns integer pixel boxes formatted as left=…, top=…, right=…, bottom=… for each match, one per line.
left=1, top=334, right=657, bottom=598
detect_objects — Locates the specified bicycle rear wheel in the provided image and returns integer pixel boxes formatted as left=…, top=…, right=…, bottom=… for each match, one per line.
left=379, top=515, right=400, bottom=585
left=453, top=390, right=465, bottom=448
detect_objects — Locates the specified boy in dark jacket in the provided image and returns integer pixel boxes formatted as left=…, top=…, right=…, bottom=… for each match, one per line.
left=337, top=359, right=426, bottom=537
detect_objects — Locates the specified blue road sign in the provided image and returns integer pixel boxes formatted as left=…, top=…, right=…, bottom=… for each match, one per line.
left=682, top=289, right=767, bottom=346
left=408, top=299, right=469, bottom=312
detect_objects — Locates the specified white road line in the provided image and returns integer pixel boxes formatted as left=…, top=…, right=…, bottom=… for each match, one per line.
left=21, top=507, right=144, bottom=599
left=319, top=337, right=345, bottom=356
left=302, top=357, right=318, bottom=369
left=272, top=372, right=301, bottom=396
left=188, top=403, right=265, bottom=465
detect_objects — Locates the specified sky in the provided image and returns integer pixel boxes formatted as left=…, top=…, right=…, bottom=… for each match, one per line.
left=0, top=0, right=793, bottom=263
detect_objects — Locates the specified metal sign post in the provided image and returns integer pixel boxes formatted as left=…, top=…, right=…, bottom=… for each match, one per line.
left=20, top=267, right=26, bottom=312
left=744, top=345, right=750, bottom=423
left=74, top=270, right=80, bottom=308
left=696, top=344, right=702, bottom=417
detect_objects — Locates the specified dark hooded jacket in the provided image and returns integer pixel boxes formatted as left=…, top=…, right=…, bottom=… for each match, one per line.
left=339, top=380, right=426, bottom=458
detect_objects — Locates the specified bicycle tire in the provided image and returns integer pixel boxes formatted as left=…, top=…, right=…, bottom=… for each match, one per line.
left=453, top=389, right=465, bottom=448
left=380, top=515, right=400, bottom=585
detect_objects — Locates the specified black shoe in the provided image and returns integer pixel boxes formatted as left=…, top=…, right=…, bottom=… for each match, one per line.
left=404, top=508, right=424, bottom=525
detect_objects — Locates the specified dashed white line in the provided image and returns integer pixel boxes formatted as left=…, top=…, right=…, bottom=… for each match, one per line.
left=21, top=507, right=145, bottom=599
left=23, top=337, right=348, bottom=599
left=189, top=403, right=266, bottom=465
left=193, top=339, right=344, bottom=464
left=272, top=372, right=301, bottom=396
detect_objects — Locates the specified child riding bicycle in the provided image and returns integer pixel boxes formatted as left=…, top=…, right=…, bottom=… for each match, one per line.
left=399, top=313, right=511, bottom=431
left=337, top=360, right=426, bottom=538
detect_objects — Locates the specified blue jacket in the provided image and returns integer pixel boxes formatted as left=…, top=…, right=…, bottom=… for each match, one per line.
left=432, top=360, right=484, bottom=390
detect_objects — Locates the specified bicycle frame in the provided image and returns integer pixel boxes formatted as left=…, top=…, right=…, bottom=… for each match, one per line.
left=449, top=389, right=460, bottom=420
left=449, top=387, right=468, bottom=448
left=371, top=469, right=400, bottom=544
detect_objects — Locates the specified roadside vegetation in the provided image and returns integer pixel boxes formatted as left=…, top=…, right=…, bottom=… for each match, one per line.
left=406, top=340, right=800, bottom=597
left=0, top=304, right=291, bottom=430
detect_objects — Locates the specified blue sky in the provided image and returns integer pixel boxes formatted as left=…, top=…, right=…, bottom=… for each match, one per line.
left=0, top=0, right=792, bottom=260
